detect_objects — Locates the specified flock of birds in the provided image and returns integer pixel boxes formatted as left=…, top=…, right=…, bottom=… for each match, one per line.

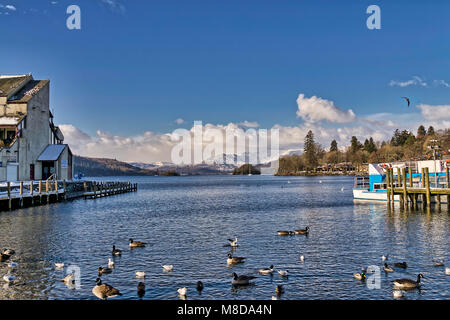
left=2, top=226, right=449, bottom=300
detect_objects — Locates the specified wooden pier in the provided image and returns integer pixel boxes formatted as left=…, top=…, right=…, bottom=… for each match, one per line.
left=386, top=167, right=450, bottom=207
left=0, top=180, right=137, bottom=211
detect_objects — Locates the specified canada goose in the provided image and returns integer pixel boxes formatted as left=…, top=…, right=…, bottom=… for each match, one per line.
left=0, top=254, right=11, bottom=262
left=258, top=265, right=274, bottom=275
left=278, top=270, right=288, bottom=277
left=7, top=262, right=18, bottom=269
left=393, top=290, right=404, bottom=299
left=61, top=271, right=75, bottom=285
left=196, top=281, right=204, bottom=292
left=55, top=263, right=64, bottom=269
left=129, top=238, right=146, bottom=248
left=162, top=265, right=173, bottom=272
left=2, top=249, right=15, bottom=256
left=445, top=267, right=450, bottom=275
left=3, top=274, right=16, bottom=283
left=295, top=226, right=310, bottom=235
left=394, top=262, right=407, bottom=269
left=393, top=274, right=423, bottom=289
left=108, top=258, right=115, bottom=268
left=275, top=285, right=284, bottom=295
left=177, top=287, right=187, bottom=296
left=353, top=272, right=366, bottom=281
left=98, top=266, right=113, bottom=276
left=382, top=255, right=388, bottom=261
left=277, top=230, right=294, bottom=236
left=135, top=271, right=146, bottom=278
left=227, top=237, right=238, bottom=247
left=92, top=278, right=122, bottom=300
left=227, top=253, right=246, bottom=265
left=231, top=272, right=257, bottom=285
left=137, top=282, right=145, bottom=298
left=384, top=263, right=394, bottom=273
left=300, top=255, right=305, bottom=262
left=112, top=245, right=122, bottom=256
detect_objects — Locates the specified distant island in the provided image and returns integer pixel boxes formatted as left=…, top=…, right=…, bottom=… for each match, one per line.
left=233, top=164, right=261, bottom=175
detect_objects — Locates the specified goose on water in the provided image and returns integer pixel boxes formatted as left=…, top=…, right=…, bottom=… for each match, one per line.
left=135, top=271, right=146, bottom=278
left=129, top=238, right=146, bottom=248
left=98, top=266, right=113, bottom=276
left=275, top=285, right=284, bottom=295
left=61, top=272, right=76, bottom=285
left=196, top=281, right=204, bottom=292
left=162, top=265, right=173, bottom=272
left=232, top=272, right=257, bottom=285
left=227, top=253, right=246, bottom=265
left=92, top=278, right=122, bottom=300
left=278, top=270, right=289, bottom=277
left=384, top=263, right=395, bottom=273
left=294, top=226, right=309, bottom=235
left=0, top=253, right=11, bottom=262
left=393, top=274, right=423, bottom=289
left=137, top=282, right=145, bottom=298
left=393, top=262, right=407, bottom=269
left=382, top=255, right=388, bottom=261
left=277, top=230, right=294, bottom=236
left=258, top=265, right=274, bottom=275
left=112, top=245, right=122, bottom=256
left=2, top=249, right=15, bottom=256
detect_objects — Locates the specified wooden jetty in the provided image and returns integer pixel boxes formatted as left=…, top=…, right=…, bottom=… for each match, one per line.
left=0, top=180, right=137, bottom=211
left=386, top=167, right=450, bottom=207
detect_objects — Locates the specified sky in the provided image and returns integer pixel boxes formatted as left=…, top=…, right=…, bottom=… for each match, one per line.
left=1, top=0, right=450, bottom=163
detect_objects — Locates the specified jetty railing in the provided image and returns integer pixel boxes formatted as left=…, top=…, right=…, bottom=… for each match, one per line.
left=386, top=167, right=450, bottom=207
left=0, top=180, right=138, bottom=211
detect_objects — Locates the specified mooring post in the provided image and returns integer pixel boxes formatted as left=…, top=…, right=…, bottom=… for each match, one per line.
left=402, top=168, right=407, bottom=208
left=63, top=180, right=67, bottom=200
left=7, top=181, right=11, bottom=210
left=425, top=167, right=431, bottom=206
left=446, top=167, right=450, bottom=204
left=390, top=168, right=395, bottom=203
left=409, top=168, right=413, bottom=188
left=386, top=168, right=391, bottom=203
left=30, top=181, right=33, bottom=196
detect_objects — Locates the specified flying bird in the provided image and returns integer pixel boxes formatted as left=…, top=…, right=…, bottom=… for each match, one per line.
left=402, top=97, right=410, bottom=107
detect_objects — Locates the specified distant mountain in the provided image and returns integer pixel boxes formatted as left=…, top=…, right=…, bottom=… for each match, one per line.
left=74, top=156, right=157, bottom=176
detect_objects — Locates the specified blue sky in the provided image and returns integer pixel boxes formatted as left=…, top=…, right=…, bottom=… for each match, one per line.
left=1, top=0, right=449, bottom=162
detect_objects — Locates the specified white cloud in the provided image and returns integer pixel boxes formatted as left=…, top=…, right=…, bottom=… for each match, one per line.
left=433, top=80, right=450, bottom=88
left=296, top=94, right=356, bottom=123
left=238, top=121, right=260, bottom=128
left=100, top=0, right=125, bottom=13
left=389, top=76, right=427, bottom=87
left=5, top=5, right=16, bottom=11
left=417, top=104, right=450, bottom=121
left=174, top=118, right=184, bottom=125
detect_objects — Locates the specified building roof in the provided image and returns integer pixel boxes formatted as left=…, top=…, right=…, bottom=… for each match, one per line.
left=0, top=75, right=32, bottom=97
left=0, top=116, right=24, bottom=126
left=7, top=80, right=49, bottom=104
left=37, top=144, right=67, bottom=161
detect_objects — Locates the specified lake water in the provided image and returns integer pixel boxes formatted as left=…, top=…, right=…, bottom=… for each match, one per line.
left=0, top=175, right=448, bottom=300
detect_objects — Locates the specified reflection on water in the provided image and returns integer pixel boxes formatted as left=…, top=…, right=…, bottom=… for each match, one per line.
left=0, top=176, right=448, bottom=300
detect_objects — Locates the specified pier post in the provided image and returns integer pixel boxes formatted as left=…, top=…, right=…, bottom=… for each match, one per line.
left=402, top=168, right=407, bottom=208
left=386, top=168, right=391, bottom=203
left=7, top=182, right=11, bottom=210
left=446, top=167, right=449, bottom=204
left=94, top=182, right=97, bottom=198
left=46, top=180, right=49, bottom=204
left=63, top=180, right=67, bottom=200
left=425, top=167, right=431, bottom=206
left=409, top=168, right=413, bottom=188
left=397, top=168, right=401, bottom=188
left=30, top=181, right=33, bottom=196
left=390, top=168, right=394, bottom=203
left=19, top=181, right=23, bottom=207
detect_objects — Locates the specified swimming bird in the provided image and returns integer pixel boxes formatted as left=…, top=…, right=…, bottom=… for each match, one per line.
left=277, top=230, right=294, bottom=236
left=319, top=180, right=322, bottom=184
left=196, top=281, right=204, bottom=292
left=0, top=253, right=11, bottom=263
left=135, top=271, right=146, bottom=278
left=227, top=237, right=238, bottom=248
left=384, top=263, right=395, bottom=273
left=7, top=262, right=18, bottom=269
left=92, top=278, right=122, bottom=300
left=294, top=226, right=310, bottom=235
left=2, top=249, right=15, bottom=256
left=433, top=259, right=444, bottom=267
left=382, top=255, right=388, bottom=261
left=394, top=262, right=407, bottom=269
left=275, top=285, right=284, bottom=295
left=278, top=270, right=289, bottom=277
left=258, top=265, right=274, bottom=275
left=353, top=272, right=366, bottom=281
left=98, top=266, right=113, bottom=276
left=227, top=253, right=246, bottom=265
left=393, top=290, right=404, bottom=299
left=272, top=296, right=278, bottom=300
left=162, top=265, right=173, bottom=272
left=402, top=97, right=410, bottom=107
left=137, top=282, right=145, bottom=298
left=177, top=287, right=187, bottom=296
left=55, top=263, right=64, bottom=269
left=112, top=245, right=122, bottom=256
left=445, top=267, right=450, bottom=275
left=393, top=274, right=423, bottom=289
left=341, top=186, right=345, bottom=192
left=300, top=255, right=305, bottom=262
left=3, top=274, right=16, bottom=283
left=231, top=272, right=257, bottom=285
left=61, top=271, right=76, bottom=285
left=108, top=258, right=115, bottom=268
left=129, top=238, right=146, bottom=248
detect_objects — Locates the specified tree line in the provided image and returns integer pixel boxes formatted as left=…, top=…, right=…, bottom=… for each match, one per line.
left=277, top=125, right=450, bottom=175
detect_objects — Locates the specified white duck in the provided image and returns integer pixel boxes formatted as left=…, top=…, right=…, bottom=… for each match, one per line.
left=55, top=263, right=64, bottom=269
left=135, top=272, right=146, bottom=278
left=162, top=265, right=173, bottom=272
left=108, top=258, right=115, bottom=268
left=277, top=270, right=289, bottom=277
left=177, top=287, right=187, bottom=296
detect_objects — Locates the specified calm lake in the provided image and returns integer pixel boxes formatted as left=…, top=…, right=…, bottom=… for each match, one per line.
left=0, top=175, right=448, bottom=300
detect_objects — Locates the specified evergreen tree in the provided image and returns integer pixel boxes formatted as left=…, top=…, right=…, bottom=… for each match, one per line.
left=427, top=126, right=435, bottom=136
left=350, top=136, right=362, bottom=153
left=304, top=130, right=318, bottom=171
left=417, top=125, right=426, bottom=137
left=330, top=139, right=338, bottom=152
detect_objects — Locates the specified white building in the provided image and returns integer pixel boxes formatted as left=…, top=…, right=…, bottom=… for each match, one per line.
left=0, top=74, right=73, bottom=181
